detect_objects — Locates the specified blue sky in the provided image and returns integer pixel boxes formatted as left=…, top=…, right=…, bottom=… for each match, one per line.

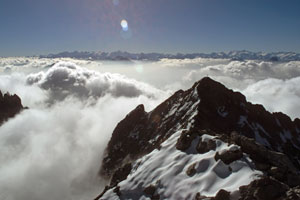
left=0, top=0, right=300, bottom=56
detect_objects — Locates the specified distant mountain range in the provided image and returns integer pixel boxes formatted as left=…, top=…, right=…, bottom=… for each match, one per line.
left=40, top=50, right=300, bottom=62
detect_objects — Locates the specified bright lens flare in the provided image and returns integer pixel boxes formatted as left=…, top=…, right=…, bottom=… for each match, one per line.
left=120, top=19, right=128, bottom=31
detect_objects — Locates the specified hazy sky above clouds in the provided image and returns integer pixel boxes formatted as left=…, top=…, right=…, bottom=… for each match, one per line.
left=1, top=0, right=300, bottom=56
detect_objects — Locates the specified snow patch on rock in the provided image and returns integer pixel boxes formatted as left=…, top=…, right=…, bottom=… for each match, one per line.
left=101, top=131, right=262, bottom=199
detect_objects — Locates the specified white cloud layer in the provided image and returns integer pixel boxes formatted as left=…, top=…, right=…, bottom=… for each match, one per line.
left=243, top=77, right=300, bottom=119
left=0, top=60, right=166, bottom=200
left=26, top=61, right=163, bottom=103
left=0, top=57, right=300, bottom=200
left=0, top=96, right=163, bottom=200
left=180, top=60, right=300, bottom=89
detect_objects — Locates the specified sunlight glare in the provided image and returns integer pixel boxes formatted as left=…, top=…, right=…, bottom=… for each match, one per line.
left=120, top=19, right=128, bottom=31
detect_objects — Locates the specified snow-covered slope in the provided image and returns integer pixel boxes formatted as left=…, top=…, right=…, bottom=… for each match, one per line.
left=100, top=132, right=261, bottom=199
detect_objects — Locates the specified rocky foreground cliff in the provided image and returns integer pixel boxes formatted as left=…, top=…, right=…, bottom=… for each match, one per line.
left=0, top=91, right=24, bottom=125
left=96, top=77, right=300, bottom=200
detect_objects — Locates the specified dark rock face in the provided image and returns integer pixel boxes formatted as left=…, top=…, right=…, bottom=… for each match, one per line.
left=176, top=130, right=198, bottom=151
left=226, top=132, right=300, bottom=188
left=214, top=189, right=230, bottom=200
left=239, top=177, right=289, bottom=200
left=0, top=90, right=24, bottom=125
left=110, top=163, right=132, bottom=187
left=144, top=184, right=159, bottom=199
left=94, top=163, right=132, bottom=200
left=144, top=185, right=156, bottom=196
left=97, top=77, right=300, bottom=200
left=229, top=132, right=299, bottom=181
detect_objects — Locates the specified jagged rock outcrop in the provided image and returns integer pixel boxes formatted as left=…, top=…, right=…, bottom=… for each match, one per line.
left=101, top=77, right=300, bottom=176
left=0, top=90, right=24, bottom=125
left=97, top=77, right=300, bottom=200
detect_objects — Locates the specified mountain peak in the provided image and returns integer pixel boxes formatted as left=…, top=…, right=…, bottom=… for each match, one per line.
left=101, top=77, right=300, bottom=176
left=194, top=76, right=220, bottom=86
left=193, top=76, right=247, bottom=107
left=97, top=77, right=300, bottom=199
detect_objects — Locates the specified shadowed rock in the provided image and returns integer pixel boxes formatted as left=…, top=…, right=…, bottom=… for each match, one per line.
left=214, top=189, right=230, bottom=200
left=197, top=139, right=217, bottom=154
left=239, top=177, right=289, bottom=200
left=214, top=148, right=243, bottom=165
left=0, top=90, right=25, bottom=125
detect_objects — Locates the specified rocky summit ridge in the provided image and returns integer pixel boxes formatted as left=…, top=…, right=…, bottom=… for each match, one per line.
left=97, top=77, right=300, bottom=200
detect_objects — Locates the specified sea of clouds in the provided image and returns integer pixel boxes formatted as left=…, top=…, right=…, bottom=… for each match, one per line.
left=0, top=57, right=300, bottom=200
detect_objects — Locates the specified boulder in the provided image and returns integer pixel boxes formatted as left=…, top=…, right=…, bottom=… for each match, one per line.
left=144, top=184, right=156, bottom=196
left=214, top=189, right=230, bottom=200
left=214, top=148, right=243, bottom=165
left=186, top=163, right=196, bottom=177
left=176, top=130, right=197, bottom=151
left=196, top=139, right=216, bottom=154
